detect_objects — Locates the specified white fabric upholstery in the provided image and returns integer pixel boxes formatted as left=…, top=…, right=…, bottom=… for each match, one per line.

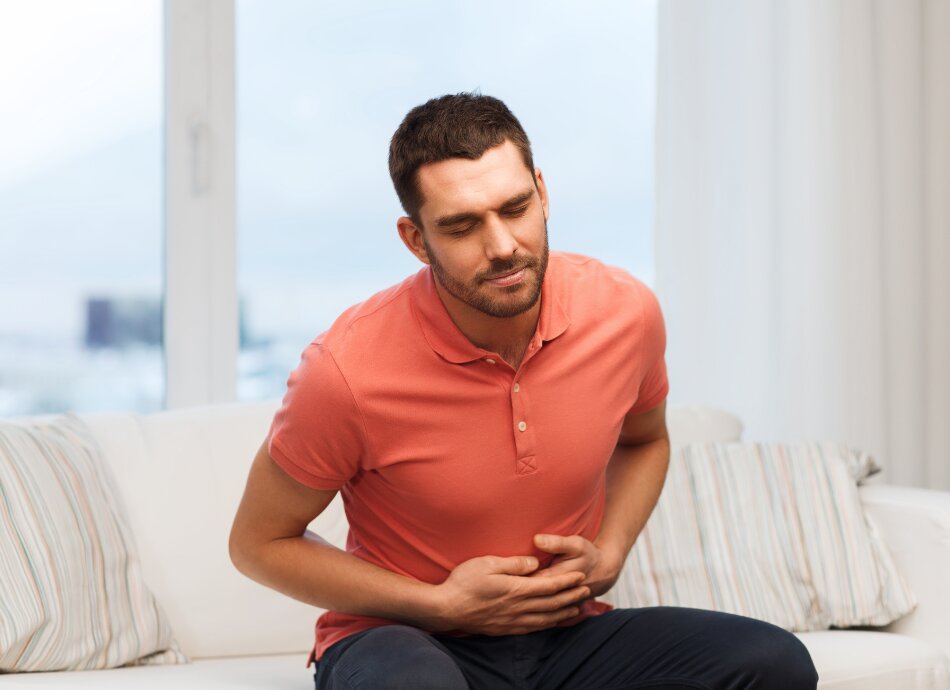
left=0, top=416, right=186, bottom=671
left=0, top=654, right=309, bottom=689
left=607, top=441, right=916, bottom=631
left=665, top=404, right=744, bottom=452
left=796, top=631, right=950, bottom=690
left=860, top=485, right=950, bottom=661
left=81, top=401, right=353, bottom=661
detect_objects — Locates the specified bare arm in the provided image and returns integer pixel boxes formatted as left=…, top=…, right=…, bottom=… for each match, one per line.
left=593, top=400, right=670, bottom=570
left=532, top=400, right=670, bottom=596
left=228, top=442, right=591, bottom=635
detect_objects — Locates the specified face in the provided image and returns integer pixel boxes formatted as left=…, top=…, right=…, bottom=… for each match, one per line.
left=398, top=140, right=550, bottom=319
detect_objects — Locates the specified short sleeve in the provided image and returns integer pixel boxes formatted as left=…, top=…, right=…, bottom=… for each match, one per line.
left=266, top=341, right=366, bottom=490
left=629, top=281, right=669, bottom=414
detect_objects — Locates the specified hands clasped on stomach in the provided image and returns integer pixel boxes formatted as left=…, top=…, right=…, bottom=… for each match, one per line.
left=425, top=534, right=621, bottom=636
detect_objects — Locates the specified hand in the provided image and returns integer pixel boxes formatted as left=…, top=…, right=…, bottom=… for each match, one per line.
left=427, top=554, right=591, bottom=636
left=530, top=534, right=623, bottom=599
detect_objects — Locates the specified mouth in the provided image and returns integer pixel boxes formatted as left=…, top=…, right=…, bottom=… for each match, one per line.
left=485, top=267, right=527, bottom=287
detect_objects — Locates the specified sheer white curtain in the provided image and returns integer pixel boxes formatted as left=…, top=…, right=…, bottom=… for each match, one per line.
left=654, top=0, right=950, bottom=489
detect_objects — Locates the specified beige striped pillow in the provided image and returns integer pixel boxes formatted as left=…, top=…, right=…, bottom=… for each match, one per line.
left=609, top=441, right=916, bottom=631
left=0, top=415, right=188, bottom=671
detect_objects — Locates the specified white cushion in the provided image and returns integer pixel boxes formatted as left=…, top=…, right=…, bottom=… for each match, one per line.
left=605, top=441, right=916, bottom=630
left=0, top=416, right=186, bottom=671
left=666, top=405, right=744, bottom=451
left=860, top=485, right=950, bottom=662
left=81, top=401, right=332, bottom=661
left=796, top=631, right=950, bottom=690
left=0, top=654, right=311, bottom=689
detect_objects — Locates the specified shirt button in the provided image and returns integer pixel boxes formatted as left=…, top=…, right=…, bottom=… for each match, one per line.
left=518, top=421, right=527, bottom=432
left=485, top=358, right=496, bottom=364
left=513, top=383, right=521, bottom=393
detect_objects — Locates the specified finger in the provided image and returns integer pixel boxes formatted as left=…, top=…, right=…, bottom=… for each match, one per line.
left=491, top=555, right=540, bottom=575
left=515, top=570, right=586, bottom=596
left=512, top=585, right=591, bottom=614
left=507, top=606, right=582, bottom=634
left=534, top=534, right=585, bottom=556
left=529, top=557, right=586, bottom=578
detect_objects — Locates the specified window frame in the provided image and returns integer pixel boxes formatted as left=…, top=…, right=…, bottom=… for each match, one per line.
left=164, top=0, right=238, bottom=408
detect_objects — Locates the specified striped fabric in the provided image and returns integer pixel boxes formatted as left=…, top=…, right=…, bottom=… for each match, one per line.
left=0, top=415, right=188, bottom=672
left=608, top=441, right=917, bottom=631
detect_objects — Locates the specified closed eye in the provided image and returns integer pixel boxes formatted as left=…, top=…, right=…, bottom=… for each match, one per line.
left=502, top=205, right=529, bottom=217
left=447, top=225, right=475, bottom=237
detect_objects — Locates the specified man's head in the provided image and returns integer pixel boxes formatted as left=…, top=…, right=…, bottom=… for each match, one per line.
left=389, top=93, right=536, bottom=226
left=390, top=93, right=550, bottom=321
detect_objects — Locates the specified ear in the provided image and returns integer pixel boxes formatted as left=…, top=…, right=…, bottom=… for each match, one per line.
left=534, top=168, right=549, bottom=222
left=397, top=216, right=431, bottom=265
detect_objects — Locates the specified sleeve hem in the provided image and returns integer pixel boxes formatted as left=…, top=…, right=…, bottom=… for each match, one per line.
left=629, top=379, right=670, bottom=415
left=268, top=436, right=347, bottom=491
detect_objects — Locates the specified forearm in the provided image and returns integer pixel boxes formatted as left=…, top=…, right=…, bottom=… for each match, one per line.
left=593, top=436, right=671, bottom=567
left=232, top=529, right=443, bottom=630
left=233, top=531, right=590, bottom=636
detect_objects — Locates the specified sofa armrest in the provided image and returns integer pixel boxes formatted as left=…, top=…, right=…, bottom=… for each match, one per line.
left=859, top=483, right=950, bottom=660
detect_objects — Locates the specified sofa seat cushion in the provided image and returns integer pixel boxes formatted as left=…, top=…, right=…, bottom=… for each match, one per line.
left=0, top=654, right=313, bottom=689
left=4, top=634, right=949, bottom=689
left=796, top=630, right=950, bottom=689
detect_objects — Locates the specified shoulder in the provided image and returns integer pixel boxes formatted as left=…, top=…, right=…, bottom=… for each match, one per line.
left=549, top=251, right=658, bottom=318
left=283, top=273, right=420, bottom=419
left=316, top=270, right=419, bottom=354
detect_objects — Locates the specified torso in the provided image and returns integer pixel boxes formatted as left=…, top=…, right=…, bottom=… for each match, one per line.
left=268, top=251, right=670, bottom=661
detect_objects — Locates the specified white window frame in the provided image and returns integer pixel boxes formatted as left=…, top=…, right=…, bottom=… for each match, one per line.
left=163, top=0, right=237, bottom=408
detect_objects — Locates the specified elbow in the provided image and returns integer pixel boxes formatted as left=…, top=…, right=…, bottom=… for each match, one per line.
left=228, top=525, right=253, bottom=575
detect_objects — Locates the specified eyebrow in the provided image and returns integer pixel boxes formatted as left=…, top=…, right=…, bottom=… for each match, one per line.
left=434, top=188, right=535, bottom=229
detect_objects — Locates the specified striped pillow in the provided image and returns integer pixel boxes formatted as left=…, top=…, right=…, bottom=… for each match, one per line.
left=607, top=441, right=917, bottom=631
left=0, top=415, right=188, bottom=671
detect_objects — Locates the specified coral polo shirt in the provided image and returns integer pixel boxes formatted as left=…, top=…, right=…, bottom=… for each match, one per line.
left=266, top=251, right=669, bottom=665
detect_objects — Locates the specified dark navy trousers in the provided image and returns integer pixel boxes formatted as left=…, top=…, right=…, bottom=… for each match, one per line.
left=312, top=606, right=819, bottom=690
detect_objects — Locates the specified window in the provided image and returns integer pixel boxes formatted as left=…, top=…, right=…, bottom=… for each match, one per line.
left=236, top=0, right=657, bottom=400
left=0, top=2, right=163, bottom=415
left=3, top=1, right=657, bottom=413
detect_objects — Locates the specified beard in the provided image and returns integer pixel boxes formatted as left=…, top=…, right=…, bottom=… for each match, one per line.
left=424, top=222, right=550, bottom=319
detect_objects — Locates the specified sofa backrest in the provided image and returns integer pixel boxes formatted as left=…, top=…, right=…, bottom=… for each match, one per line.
left=80, top=400, right=321, bottom=659
left=73, top=401, right=742, bottom=659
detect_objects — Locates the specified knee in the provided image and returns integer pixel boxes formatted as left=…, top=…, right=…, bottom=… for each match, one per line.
left=325, top=626, right=468, bottom=690
left=733, top=623, right=818, bottom=690
left=371, top=645, right=468, bottom=690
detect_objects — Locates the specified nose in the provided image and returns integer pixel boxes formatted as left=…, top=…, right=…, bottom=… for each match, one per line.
left=482, top=213, right=519, bottom=262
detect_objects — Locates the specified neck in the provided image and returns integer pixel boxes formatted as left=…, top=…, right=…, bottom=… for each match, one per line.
left=433, top=280, right=541, bottom=361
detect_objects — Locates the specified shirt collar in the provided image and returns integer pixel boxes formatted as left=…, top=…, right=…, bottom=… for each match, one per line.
left=409, top=257, right=571, bottom=365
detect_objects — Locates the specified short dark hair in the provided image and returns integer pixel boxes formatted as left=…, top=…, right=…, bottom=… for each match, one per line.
left=388, top=92, right=535, bottom=227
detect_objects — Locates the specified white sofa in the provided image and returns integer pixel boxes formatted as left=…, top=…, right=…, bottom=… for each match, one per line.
left=3, top=401, right=949, bottom=689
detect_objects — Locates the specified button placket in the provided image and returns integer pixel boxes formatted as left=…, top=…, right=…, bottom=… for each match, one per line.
left=511, top=375, right=536, bottom=475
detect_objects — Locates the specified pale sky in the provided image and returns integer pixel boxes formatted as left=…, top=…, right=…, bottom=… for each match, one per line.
left=0, top=1, right=160, bottom=187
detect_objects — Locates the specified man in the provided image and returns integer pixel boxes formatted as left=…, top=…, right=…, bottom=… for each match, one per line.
left=229, top=93, right=819, bottom=689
